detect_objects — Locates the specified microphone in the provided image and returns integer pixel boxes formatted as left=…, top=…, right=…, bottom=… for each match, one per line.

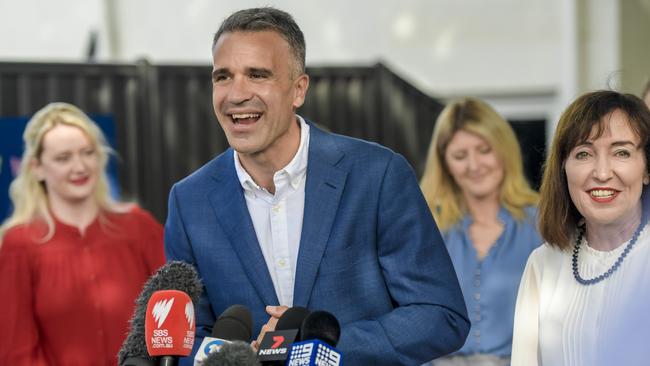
left=213, top=304, right=253, bottom=341
left=275, top=307, right=310, bottom=336
left=285, top=310, right=343, bottom=366
left=299, top=311, right=340, bottom=347
left=202, top=341, right=261, bottom=366
left=145, top=290, right=196, bottom=366
left=257, top=306, right=310, bottom=365
left=118, top=261, right=203, bottom=366
left=194, top=304, right=253, bottom=365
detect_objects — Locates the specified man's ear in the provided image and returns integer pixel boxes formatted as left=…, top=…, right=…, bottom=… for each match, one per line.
left=644, top=171, right=650, bottom=185
left=292, top=73, right=310, bottom=109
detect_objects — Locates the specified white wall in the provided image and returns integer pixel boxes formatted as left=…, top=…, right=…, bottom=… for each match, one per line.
left=0, top=0, right=563, bottom=93
left=0, top=0, right=104, bottom=61
left=0, top=0, right=648, bottom=124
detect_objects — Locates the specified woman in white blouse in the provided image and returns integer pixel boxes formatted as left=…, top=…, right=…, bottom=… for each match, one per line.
left=511, top=90, right=650, bottom=365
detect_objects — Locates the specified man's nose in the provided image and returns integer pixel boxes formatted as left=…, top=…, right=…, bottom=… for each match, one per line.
left=227, top=75, right=252, bottom=104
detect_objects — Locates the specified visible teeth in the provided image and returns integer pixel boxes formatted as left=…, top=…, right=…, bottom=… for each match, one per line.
left=591, top=189, right=615, bottom=198
left=231, top=113, right=260, bottom=120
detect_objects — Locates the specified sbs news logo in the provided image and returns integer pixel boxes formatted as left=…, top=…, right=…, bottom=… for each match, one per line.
left=185, top=300, right=195, bottom=329
left=149, top=295, right=195, bottom=350
left=152, top=298, right=174, bottom=328
left=151, top=297, right=195, bottom=329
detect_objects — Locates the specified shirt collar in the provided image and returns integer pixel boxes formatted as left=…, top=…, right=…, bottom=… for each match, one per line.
left=233, top=115, right=310, bottom=194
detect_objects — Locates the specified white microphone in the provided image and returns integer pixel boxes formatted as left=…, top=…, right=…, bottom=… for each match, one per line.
left=194, top=304, right=252, bottom=365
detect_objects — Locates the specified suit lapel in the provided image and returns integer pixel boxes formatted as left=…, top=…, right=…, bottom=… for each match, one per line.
left=293, top=125, right=347, bottom=306
left=208, top=151, right=279, bottom=306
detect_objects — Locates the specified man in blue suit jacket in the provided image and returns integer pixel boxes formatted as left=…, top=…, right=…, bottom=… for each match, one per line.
left=164, top=7, right=469, bottom=365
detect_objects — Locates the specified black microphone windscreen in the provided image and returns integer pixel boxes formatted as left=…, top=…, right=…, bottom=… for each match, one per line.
left=202, top=341, right=260, bottom=366
left=276, top=306, right=310, bottom=330
left=212, top=304, right=253, bottom=341
left=118, top=261, right=203, bottom=365
left=300, top=310, right=341, bottom=347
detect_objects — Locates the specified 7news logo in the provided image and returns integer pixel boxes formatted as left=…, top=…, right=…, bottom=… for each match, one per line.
left=257, top=329, right=298, bottom=361
left=258, top=335, right=287, bottom=355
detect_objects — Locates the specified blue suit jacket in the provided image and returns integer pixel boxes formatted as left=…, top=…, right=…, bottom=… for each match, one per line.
left=164, top=122, right=469, bottom=365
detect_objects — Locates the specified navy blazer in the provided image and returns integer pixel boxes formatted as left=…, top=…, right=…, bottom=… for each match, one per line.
left=164, top=121, right=469, bottom=365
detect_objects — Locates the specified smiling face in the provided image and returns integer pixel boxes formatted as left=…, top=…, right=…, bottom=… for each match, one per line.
left=211, top=30, right=309, bottom=163
left=564, top=109, right=649, bottom=228
left=33, top=124, right=99, bottom=207
left=444, top=129, right=505, bottom=202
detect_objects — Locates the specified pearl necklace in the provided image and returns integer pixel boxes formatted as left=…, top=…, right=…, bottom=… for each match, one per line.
left=572, top=222, right=642, bottom=285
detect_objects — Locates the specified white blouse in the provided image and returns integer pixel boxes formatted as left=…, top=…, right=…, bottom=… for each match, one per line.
left=512, top=224, right=650, bottom=366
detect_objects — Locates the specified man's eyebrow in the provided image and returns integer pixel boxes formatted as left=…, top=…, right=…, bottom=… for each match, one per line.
left=212, top=68, right=230, bottom=78
left=247, top=67, right=273, bottom=76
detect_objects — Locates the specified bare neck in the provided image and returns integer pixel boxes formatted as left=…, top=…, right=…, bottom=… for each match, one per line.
left=585, top=206, right=642, bottom=251
left=49, top=197, right=100, bottom=235
left=465, top=194, right=501, bottom=225
left=238, top=119, right=302, bottom=194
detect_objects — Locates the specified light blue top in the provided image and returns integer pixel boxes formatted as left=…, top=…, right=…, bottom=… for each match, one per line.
left=443, top=206, right=541, bottom=358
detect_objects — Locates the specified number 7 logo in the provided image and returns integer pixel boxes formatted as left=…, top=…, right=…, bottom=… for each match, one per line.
left=271, top=335, right=285, bottom=349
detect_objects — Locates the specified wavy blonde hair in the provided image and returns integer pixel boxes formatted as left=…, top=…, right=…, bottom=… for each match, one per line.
left=0, top=102, right=130, bottom=242
left=420, top=98, right=539, bottom=231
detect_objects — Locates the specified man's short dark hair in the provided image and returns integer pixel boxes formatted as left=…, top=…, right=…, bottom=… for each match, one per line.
left=212, top=7, right=306, bottom=75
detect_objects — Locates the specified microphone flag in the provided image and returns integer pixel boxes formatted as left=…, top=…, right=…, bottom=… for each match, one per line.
left=256, top=329, right=298, bottom=362
left=286, top=339, right=342, bottom=366
left=145, top=289, right=196, bottom=357
left=194, top=337, right=229, bottom=365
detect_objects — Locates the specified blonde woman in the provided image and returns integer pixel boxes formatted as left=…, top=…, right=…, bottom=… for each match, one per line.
left=421, top=98, right=541, bottom=366
left=0, top=103, right=165, bottom=365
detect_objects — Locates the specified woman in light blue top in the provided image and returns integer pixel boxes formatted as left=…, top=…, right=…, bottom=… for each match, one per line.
left=421, top=98, right=541, bottom=366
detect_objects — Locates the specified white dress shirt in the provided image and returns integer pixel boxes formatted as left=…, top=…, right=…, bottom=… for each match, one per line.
left=233, top=116, right=310, bottom=306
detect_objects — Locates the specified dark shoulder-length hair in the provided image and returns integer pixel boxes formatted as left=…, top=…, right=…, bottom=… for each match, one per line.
left=539, top=90, right=650, bottom=249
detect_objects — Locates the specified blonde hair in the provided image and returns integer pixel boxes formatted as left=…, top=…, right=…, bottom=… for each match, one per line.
left=0, top=102, right=130, bottom=242
left=420, top=98, right=539, bottom=231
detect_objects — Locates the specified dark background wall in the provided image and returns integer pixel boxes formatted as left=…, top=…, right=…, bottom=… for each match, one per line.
left=0, top=61, right=545, bottom=222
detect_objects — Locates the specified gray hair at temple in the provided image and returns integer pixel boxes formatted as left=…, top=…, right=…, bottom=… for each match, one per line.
left=212, top=7, right=306, bottom=76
